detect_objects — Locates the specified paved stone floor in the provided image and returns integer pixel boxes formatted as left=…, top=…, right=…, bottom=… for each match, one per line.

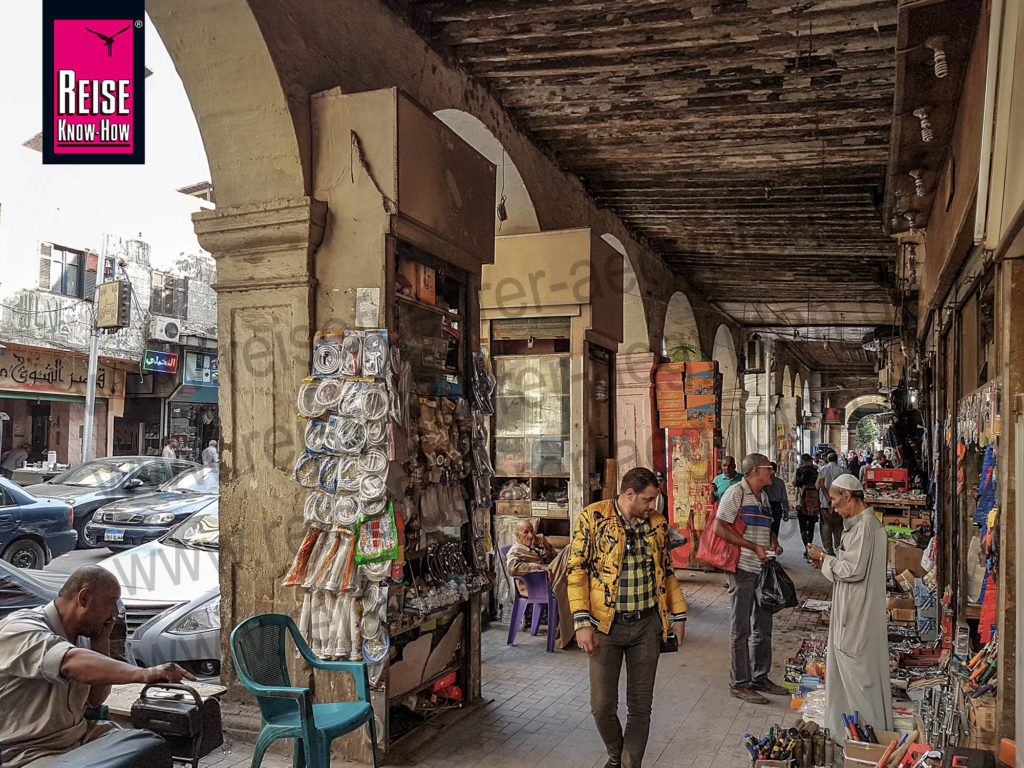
left=200, top=520, right=831, bottom=768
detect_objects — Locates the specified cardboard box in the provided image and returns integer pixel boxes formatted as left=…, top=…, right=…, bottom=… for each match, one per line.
left=655, top=380, right=684, bottom=392
left=910, top=516, right=930, bottom=529
left=685, top=404, right=718, bottom=427
left=890, top=608, right=917, bottom=623
left=896, top=569, right=915, bottom=592
left=685, top=361, right=717, bottom=378
left=547, top=503, right=569, bottom=518
left=843, top=730, right=901, bottom=767
left=397, top=257, right=418, bottom=296
left=888, top=541, right=926, bottom=577
left=685, top=394, right=718, bottom=408
left=655, top=391, right=687, bottom=404
left=683, top=376, right=716, bottom=396
left=967, top=696, right=997, bottom=751
left=495, top=500, right=532, bottom=518
left=531, top=501, right=550, bottom=516
left=655, top=362, right=687, bottom=373
left=887, top=596, right=915, bottom=612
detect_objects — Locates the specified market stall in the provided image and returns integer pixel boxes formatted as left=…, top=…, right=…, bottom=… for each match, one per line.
left=480, top=229, right=622, bottom=601
left=281, top=87, right=497, bottom=758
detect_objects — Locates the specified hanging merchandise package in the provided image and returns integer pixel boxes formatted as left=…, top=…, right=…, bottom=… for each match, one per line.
left=311, top=333, right=345, bottom=378
left=355, top=502, right=400, bottom=563
left=361, top=330, right=389, bottom=379
left=340, top=330, right=364, bottom=377
left=282, top=527, right=324, bottom=588
left=471, top=351, right=495, bottom=414
left=755, top=560, right=799, bottom=613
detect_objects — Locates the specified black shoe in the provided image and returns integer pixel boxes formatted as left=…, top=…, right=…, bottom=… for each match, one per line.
left=604, top=759, right=621, bottom=768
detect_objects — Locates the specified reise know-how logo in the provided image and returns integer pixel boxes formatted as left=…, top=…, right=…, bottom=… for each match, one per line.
left=43, top=0, right=146, bottom=164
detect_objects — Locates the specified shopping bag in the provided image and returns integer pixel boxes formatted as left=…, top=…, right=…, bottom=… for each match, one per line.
left=697, top=504, right=745, bottom=572
left=755, top=560, right=799, bottom=613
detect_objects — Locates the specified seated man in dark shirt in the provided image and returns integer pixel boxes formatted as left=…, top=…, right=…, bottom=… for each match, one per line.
left=0, top=565, right=194, bottom=768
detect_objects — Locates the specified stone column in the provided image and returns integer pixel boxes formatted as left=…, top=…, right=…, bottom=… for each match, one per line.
left=193, top=197, right=326, bottom=697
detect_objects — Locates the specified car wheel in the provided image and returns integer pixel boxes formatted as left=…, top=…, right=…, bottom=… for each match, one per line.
left=3, top=539, right=46, bottom=569
left=75, top=511, right=99, bottom=549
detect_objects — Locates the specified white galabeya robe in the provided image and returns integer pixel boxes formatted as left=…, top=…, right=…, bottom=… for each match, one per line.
left=821, top=507, right=893, bottom=744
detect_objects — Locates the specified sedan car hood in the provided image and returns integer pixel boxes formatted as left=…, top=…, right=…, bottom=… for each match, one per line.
left=100, top=539, right=218, bottom=603
left=100, top=492, right=217, bottom=518
left=25, top=483, right=104, bottom=501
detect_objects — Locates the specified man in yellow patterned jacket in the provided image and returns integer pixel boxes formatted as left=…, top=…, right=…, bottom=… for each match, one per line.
left=568, top=467, right=688, bottom=768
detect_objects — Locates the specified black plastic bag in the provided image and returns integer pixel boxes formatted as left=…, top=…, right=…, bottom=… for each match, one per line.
left=756, top=559, right=798, bottom=613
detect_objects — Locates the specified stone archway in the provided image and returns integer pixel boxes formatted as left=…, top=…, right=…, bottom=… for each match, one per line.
left=664, top=292, right=702, bottom=359
left=713, top=325, right=742, bottom=455
left=434, top=110, right=540, bottom=236
left=842, top=394, right=889, bottom=423
left=782, top=365, right=793, bottom=397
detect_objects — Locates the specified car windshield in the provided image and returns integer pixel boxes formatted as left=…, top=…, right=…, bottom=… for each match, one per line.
left=163, top=507, right=219, bottom=550
left=51, top=461, right=139, bottom=488
left=163, top=467, right=219, bottom=494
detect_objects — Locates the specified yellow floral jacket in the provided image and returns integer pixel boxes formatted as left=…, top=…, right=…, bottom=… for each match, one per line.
left=567, top=499, right=688, bottom=638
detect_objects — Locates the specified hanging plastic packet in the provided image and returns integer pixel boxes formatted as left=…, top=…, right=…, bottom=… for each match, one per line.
left=355, top=503, right=399, bottom=564
left=337, top=456, right=361, bottom=492
left=361, top=384, right=389, bottom=422
left=324, top=532, right=355, bottom=593
left=473, top=440, right=494, bottom=476
left=326, top=416, right=366, bottom=455
left=314, top=378, right=344, bottom=411
left=472, top=473, right=491, bottom=509
left=282, top=527, right=323, bottom=588
left=361, top=330, right=389, bottom=378
left=359, top=473, right=386, bottom=502
left=359, top=448, right=388, bottom=475
left=318, top=457, right=340, bottom=494
left=339, top=379, right=367, bottom=419
left=360, top=497, right=388, bottom=518
left=297, top=379, right=327, bottom=418
left=304, top=529, right=341, bottom=590
left=365, top=419, right=388, bottom=445
left=294, top=451, right=324, bottom=488
left=304, top=419, right=329, bottom=453
left=333, top=494, right=361, bottom=527
left=359, top=559, right=391, bottom=582
left=311, top=333, right=344, bottom=378
left=304, top=491, right=335, bottom=528
left=340, top=330, right=364, bottom=377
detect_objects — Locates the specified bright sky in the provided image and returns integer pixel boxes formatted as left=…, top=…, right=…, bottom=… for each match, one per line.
left=0, top=5, right=212, bottom=295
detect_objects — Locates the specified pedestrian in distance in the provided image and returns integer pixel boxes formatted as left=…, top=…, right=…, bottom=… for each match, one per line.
left=568, top=467, right=688, bottom=768
left=713, top=453, right=787, bottom=704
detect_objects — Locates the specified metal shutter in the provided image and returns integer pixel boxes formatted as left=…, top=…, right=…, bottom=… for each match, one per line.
left=38, top=243, right=52, bottom=290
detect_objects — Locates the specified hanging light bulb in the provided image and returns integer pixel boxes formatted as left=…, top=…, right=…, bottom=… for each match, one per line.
left=913, top=108, right=934, bottom=142
left=925, top=36, right=949, bottom=78
left=909, top=169, right=926, bottom=197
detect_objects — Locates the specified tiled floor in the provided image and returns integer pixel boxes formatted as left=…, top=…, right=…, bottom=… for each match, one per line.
left=201, top=521, right=831, bottom=768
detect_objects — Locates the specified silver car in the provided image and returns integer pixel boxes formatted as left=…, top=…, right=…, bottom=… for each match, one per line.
left=100, top=504, right=220, bottom=678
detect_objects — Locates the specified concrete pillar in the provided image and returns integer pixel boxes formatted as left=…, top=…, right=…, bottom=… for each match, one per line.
left=615, top=352, right=660, bottom=481
left=193, top=197, right=326, bottom=698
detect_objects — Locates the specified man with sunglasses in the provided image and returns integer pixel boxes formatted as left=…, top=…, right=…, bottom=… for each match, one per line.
left=567, top=467, right=688, bottom=768
left=713, top=453, right=786, bottom=704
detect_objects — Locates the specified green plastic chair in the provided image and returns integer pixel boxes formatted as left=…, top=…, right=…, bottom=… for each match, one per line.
left=229, top=613, right=380, bottom=768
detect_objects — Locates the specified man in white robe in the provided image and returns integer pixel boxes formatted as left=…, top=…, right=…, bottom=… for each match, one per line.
left=807, top=474, right=892, bottom=744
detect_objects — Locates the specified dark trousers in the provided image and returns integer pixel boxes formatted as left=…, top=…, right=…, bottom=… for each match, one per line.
left=42, top=729, right=171, bottom=768
left=727, top=568, right=773, bottom=688
left=819, top=508, right=844, bottom=555
left=590, top=612, right=661, bottom=768
left=797, top=514, right=818, bottom=548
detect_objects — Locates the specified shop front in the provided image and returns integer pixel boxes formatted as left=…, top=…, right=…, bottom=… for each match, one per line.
left=166, top=350, right=219, bottom=462
left=0, top=342, right=128, bottom=467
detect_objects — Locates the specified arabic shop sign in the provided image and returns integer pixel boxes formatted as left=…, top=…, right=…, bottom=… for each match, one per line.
left=0, top=345, right=124, bottom=398
left=142, top=349, right=179, bottom=374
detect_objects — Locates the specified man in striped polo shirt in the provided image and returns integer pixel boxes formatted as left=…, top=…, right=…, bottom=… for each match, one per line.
left=713, top=453, right=787, bottom=704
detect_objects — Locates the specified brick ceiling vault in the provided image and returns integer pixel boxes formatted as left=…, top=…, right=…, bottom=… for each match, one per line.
left=387, top=0, right=900, bottom=337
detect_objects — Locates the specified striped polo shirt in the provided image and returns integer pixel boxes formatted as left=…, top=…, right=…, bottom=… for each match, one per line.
left=716, top=477, right=773, bottom=574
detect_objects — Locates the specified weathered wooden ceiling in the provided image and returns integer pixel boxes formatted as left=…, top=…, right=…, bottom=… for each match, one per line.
left=389, top=0, right=901, bottom=328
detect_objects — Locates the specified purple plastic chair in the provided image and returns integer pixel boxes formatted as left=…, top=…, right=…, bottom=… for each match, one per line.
left=499, top=544, right=557, bottom=652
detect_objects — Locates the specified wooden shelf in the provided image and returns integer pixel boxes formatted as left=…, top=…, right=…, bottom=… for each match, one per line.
left=388, top=664, right=461, bottom=703
left=396, top=293, right=461, bottom=320
left=493, top=473, right=570, bottom=479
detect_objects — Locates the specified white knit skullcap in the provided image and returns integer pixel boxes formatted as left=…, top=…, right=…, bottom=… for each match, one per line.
left=831, top=474, right=863, bottom=492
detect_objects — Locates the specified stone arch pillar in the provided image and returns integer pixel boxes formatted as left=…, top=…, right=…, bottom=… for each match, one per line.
left=713, top=325, right=742, bottom=456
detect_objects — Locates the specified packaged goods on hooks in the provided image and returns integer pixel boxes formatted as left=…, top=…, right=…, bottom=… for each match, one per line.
left=282, top=327, right=492, bottom=674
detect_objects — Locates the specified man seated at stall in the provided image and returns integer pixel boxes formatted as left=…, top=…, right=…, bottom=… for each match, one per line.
left=506, top=519, right=574, bottom=648
left=0, top=565, right=195, bottom=768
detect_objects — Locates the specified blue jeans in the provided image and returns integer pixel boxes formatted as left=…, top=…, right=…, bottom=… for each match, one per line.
left=727, top=567, right=773, bottom=687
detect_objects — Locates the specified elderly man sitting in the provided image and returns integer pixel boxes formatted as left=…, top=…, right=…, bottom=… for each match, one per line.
left=506, top=519, right=574, bottom=648
left=0, top=565, right=195, bottom=768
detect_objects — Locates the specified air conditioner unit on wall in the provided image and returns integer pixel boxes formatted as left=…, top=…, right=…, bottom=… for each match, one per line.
left=149, top=316, right=181, bottom=343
